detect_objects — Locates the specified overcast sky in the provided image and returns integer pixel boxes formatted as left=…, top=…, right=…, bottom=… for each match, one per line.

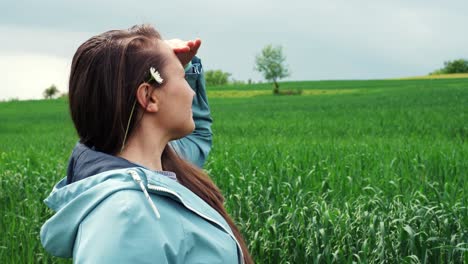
left=1, top=0, right=467, bottom=100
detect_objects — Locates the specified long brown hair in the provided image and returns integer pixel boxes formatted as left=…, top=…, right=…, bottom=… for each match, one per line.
left=68, top=24, right=253, bottom=264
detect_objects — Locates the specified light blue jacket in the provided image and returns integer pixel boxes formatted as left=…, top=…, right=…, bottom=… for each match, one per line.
left=40, top=58, right=244, bottom=263
left=40, top=168, right=243, bottom=263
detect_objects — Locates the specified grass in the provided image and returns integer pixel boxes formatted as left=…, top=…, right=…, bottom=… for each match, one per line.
left=207, top=89, right=357, bottom=98
left=395, top=73, right=468, bottom=80
left=0, top=78, right=467, bottom=263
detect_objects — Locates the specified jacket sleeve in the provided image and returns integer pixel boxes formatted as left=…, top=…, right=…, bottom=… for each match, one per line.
left=73, top=190, right=186, bottom=264
left=169, top=57, right=213, bottom=168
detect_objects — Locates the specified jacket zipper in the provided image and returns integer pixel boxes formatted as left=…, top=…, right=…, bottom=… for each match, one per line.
left=127, top=170, right=244, bottom=264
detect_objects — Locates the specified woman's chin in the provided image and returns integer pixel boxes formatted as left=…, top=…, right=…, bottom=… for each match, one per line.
left=172, top=121, right=195, bottom=140
left=187, top=120, right=196, bottom=134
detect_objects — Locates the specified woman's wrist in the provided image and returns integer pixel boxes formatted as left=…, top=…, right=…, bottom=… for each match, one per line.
left=184, top=61, right=193, bottom=72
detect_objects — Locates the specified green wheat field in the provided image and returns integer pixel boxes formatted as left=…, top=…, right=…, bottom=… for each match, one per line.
left=0, top=78, right=467, bottom=263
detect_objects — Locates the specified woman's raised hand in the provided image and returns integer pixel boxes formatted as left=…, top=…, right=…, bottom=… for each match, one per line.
left=165, top=38, right=202, bottom=67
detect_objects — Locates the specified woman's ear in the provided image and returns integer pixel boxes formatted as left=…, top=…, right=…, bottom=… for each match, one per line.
left=136, top=83, right=159, bottom=113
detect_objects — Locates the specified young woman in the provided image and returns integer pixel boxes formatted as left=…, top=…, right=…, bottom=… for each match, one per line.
left=40, top=24, right=253, bottom=264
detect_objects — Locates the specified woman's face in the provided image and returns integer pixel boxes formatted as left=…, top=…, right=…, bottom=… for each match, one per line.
left=152, top=41, right=196, bottom=140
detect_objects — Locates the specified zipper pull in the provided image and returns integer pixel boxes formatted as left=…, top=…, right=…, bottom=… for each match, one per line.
left=128, top=170, right=161, bottom=219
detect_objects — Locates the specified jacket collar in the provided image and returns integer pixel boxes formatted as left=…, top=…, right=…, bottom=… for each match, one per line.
left=66, top=142, right=177, bottom=184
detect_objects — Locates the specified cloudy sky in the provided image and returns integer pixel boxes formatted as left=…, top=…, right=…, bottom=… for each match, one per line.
left=1, top=0, right=467, bottom=100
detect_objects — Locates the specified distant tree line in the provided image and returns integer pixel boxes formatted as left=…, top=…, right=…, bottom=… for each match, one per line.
left=204, top=70, right=231, bottom=86
left=204, top=70, right=261, bottom=86
left=430, top=59, right=468, bottom=75
left=40, top=56, right=467, bottom=99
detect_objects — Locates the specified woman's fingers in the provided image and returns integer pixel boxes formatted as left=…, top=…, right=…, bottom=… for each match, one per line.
left=165, top=39, right=201, bottom=52
left=165, top=39, right=187, bottom=52
left=189, top=39, right=201, bottom=54
left=165, top=38, right=202, bottom=66
left=166, top=38, right=201, bottom=52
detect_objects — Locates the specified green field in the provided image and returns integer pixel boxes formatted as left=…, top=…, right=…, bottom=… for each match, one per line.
left=0, top=78, right=467, bottom=263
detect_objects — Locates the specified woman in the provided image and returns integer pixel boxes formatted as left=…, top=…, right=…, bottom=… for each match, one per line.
left=40, top=24, right=253, bottom=264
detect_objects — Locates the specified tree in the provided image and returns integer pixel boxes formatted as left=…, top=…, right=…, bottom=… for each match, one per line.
left=204, top=70, right=231, bottom=86
left=430, top=58, right=468, bottom=75
left=442, top=59, right=468, bottom=73
left=255, top=44, right=290, bottom=94
left=43, top=84, right=59, bottom=99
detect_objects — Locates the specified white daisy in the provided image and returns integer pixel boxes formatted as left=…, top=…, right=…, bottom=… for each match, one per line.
left=150, top=67, right=164, bottom=84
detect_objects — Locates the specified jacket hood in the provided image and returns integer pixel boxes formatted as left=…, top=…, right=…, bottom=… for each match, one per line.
left=40, top=143, right=181, bottom=258
left=40, top=170, right=132, bottom=257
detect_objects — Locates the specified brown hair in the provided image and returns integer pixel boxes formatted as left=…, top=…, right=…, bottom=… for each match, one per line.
left=68, top=24, right=253, bottom=264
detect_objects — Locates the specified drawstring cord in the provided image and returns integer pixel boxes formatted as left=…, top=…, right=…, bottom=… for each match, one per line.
left=128, top=170, right=161, bottom=219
